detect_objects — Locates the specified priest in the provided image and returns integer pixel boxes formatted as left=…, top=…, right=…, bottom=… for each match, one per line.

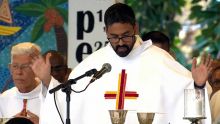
left=31, top=3, right=212, bottom=124
left=0, top=42, right=43, bottom=124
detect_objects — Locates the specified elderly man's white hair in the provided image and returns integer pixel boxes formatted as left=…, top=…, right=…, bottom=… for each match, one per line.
left=11, top=42, right=41, bottom=62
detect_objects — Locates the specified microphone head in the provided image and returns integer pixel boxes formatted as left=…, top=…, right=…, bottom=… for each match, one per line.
left=89, top=63, right=112, bottom=83
left=103, top=63, right=111, bottom=72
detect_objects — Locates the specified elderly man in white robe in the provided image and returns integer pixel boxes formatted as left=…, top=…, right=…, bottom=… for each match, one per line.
left=31, top=3, right=212, bottom=124
left=0, top=42, right=42, bottom=124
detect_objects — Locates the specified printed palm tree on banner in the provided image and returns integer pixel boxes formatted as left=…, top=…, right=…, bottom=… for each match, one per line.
left=15, top=0, right=68, bottom=56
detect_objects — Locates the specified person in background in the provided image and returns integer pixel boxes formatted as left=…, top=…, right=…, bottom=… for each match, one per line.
left=0, top=42, right=42, bottom=124
left=43, top=50, right=71, bottom=83
left=31, top=3, right=212, bottom=124
left=5, top=117, right=34, bottom=124
left=142, top=31, right=170, bottom=52
left=142, top=31, right=176, bottom=58
left=207, top=59, right=220, bottom=123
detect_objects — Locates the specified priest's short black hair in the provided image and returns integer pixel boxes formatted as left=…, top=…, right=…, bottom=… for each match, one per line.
left=104, top=3, right=136, bottom=28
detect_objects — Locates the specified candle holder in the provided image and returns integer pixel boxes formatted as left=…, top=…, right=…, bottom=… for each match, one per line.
left=109, top=110, right=128, bottom=124
left=183, top=89, right=206, bottom=124
left=137, top=112, right=155, bottom=124
left=183, top=117, right=206, bottom=124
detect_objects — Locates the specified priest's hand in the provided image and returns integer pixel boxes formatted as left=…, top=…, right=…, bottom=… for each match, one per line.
left=14, top=110, right=39, bottom=124
left=14, top=110, right=26, bottom=117
left=30, top=48, right=51, bottom=88
left=26, top=110, right=39, bottom=124
left=191, top=53, right=213, bottom=87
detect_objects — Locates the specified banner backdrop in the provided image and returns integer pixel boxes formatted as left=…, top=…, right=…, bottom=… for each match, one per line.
left=68, top=0, right=114, bottom=67
left=0, top=0, right=61, bottom=91
left=0, top=0, right=114, bottom=91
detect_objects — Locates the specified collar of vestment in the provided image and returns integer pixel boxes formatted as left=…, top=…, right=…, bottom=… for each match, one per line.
left=15, top=83, right=41, bottom=100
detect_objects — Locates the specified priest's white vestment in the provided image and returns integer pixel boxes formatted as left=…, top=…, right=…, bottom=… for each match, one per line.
left=40, top=36, right=211, bottom=124
left=0, top=84, right=41, bottom=118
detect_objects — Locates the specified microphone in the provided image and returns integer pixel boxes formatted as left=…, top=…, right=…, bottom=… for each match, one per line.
left=90, top=63, right=111, bottom=83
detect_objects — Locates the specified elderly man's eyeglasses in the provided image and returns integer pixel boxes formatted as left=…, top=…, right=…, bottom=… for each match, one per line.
left=10, top=63, right=31, bottom=71
left=107, top=35, right=135, bottom=43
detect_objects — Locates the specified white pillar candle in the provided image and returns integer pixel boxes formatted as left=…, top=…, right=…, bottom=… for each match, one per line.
left=184, top=89, right=205, bottom=118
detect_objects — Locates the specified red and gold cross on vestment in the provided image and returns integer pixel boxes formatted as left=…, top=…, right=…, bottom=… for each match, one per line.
left=104, top=69, right=139, bottom=110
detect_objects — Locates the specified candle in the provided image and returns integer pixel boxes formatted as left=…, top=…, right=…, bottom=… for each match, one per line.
left=184, top=89, right=205, bottom=117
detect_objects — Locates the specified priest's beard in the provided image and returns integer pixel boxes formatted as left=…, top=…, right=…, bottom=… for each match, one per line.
left=114, top=45, right=132, bottom=57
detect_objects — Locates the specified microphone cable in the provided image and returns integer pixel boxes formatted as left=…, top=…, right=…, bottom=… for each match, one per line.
left=53, top=92, right=64, bottom=124
left=71, top=81, right=93, bottom=93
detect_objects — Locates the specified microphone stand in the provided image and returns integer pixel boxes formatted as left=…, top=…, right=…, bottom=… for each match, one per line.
left=62, top=84, right=72, bottom=124
left=49, top=69, right=97, bottom=124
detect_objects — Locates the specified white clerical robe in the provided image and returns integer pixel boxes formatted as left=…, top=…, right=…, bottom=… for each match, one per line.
left=209, top=90, right=220, bottom=123
left=40, top=36, right=211, bottom=124
left=0, top=84, right=41, bottom=118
